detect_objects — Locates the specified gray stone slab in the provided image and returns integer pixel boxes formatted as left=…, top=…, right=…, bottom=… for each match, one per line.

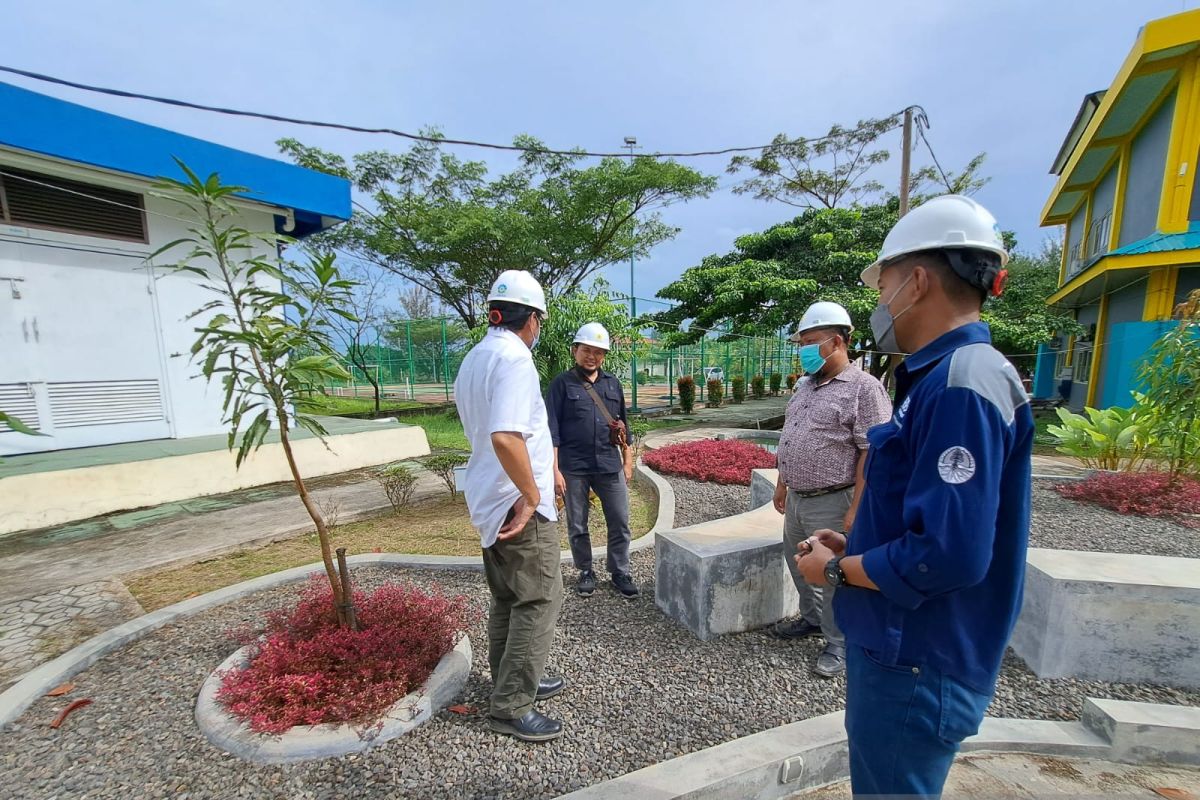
left=655, top=504, right=794, bottom=640
left=1011, top=549, right=1200, bottom=689
left=750, top=468, right=778, bottom=512
left=1083, top=697, right=1200, bottom=766
left=195, top=636, right=472, bottom=763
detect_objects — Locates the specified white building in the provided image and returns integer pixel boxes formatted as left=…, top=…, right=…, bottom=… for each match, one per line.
left=0, top=81, right=352, bottom=456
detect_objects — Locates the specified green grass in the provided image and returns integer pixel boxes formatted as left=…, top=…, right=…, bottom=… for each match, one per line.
left=1033, top=407, right=1062, bottom=456
left=296, top=394, right=423, bottom=416
left=127, top=482, right=658, bottom=611
left=407, top=411, right=469, bottom=451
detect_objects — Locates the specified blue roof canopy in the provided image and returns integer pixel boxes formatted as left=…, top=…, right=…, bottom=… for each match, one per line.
left=1110, top=220, right=1200, bottom=256
left=0, top=82, right=350, bottom=237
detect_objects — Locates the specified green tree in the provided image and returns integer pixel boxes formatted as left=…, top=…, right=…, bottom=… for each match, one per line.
left=1137, top=289, right=1200, bottom=475
left=279, top=133, right=716, bottom=328
left=980, top=238, right=1081, bottom=372
left=728, top=116, right=902, bottom=209
left=652, top=202, right=898, bottom=345
left=152, top=164, right=357, bottom=627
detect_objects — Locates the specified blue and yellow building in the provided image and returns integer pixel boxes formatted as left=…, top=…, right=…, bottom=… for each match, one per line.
left=1033, top=9, right=1200, bottom=410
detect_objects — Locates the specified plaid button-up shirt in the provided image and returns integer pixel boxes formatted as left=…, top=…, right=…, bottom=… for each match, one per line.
left=776, top=363, right=892, bottom=493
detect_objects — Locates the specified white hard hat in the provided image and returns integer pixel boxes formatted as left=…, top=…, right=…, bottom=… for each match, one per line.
left=860, top=194, right=1010, bottom=290
left=790, top=301, right=853, bottom=342
left=572, top=322, right=611, bottom=350
left=487, top=270, right=547, bottom=314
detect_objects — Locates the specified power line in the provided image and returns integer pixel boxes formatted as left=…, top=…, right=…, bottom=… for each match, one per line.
left=912, top=106, right=954, bottom=193
left=0, top=64, right=904, bottom=160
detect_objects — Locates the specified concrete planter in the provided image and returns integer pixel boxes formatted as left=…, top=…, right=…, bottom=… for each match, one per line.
left=195, top=635, right=472, bottom=764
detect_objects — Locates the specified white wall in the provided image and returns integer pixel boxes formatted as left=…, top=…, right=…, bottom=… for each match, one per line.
left=143, top=194, right=282, bottom=439
left=0, top=149, right=289, bottom=451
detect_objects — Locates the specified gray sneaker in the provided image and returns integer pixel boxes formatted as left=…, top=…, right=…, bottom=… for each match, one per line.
left=813, top=644, right=846, bottom=678
left=576, top=570, right=596, bottom=597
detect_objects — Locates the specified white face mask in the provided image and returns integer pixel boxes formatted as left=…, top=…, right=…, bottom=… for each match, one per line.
left=869, top=274, right=915, bottom=354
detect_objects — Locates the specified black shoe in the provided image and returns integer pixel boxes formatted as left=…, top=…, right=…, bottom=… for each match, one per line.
left=536, top=675, right=566, bottom=701
left=813, top=645, right=847, bottom=678
left=769, top=618, right=822, bottom=640
left=488, top=710, right=563, bottom=742
left=576, top=569, right=596, bottom=597
left=612, top=572, right=640, bottom=598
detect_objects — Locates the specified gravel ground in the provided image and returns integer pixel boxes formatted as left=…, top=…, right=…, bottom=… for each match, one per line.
left=1029, top=479, right=1200, bottom=558
left=663, top=475, right=750, bottom=527
left=3, top=476, right=1197, bottom=799
left=4, top=552, right=1199, bottom=800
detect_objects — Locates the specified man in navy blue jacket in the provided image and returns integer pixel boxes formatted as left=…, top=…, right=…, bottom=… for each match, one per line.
left=796, top=195, right=1033, bottom=798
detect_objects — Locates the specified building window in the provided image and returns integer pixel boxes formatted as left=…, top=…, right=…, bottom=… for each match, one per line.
left=0, top=167, right=147, bottom=242
left=1088, top=210, right=1111, bottom=259
left=1073, top=345, right=1093, bottom=383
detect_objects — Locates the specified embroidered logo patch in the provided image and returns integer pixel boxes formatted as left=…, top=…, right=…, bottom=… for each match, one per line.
left=937, top=446, right=976, bottom=484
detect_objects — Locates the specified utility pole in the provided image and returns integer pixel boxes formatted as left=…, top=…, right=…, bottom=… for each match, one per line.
left=625, top=135, right=641, bottom=413
left=899, top=107, right=913, bottom=218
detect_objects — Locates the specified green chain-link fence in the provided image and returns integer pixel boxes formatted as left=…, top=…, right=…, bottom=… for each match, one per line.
left=316, top=317, right=801, bottom=411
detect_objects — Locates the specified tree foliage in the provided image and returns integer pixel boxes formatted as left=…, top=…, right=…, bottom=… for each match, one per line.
left=1136, top=289, right=1200, bottom=475
left=652, top=202, right=897, bottom=345
left=980, top=238, right=1080, bottom=369
left=728, top=115, right=902, bottom=209
left=653, top=201, right=1076, bottom=368
left=279, top=133, right=716, bottom=329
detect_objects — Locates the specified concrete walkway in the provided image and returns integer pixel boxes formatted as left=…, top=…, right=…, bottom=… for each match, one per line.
left=799, top=752, right=1200, bottom=797
left=0, top=469, right=443, bottom=688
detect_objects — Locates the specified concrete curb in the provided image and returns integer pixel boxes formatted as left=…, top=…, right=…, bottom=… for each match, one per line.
left=195, top=636, right=472, bottom=764
left=0, top=461, right=677, bottom=729
left=554, top=699, right=1200, bottom=799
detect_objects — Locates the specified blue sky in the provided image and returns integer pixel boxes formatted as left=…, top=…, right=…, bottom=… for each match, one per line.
left=4, top=0, right=1196, bottom=314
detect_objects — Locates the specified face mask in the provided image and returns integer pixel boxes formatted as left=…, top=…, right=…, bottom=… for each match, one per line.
left=529, top=316, right=542, bottom=351
left=869, top=274, right=915, bottom=354
left=799, top=337, right=832, bottom=375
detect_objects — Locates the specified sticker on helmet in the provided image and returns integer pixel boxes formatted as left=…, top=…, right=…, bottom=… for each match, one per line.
left=937, top=446, right=976, bottom=484
left=497, top=284, right=507, bottom=294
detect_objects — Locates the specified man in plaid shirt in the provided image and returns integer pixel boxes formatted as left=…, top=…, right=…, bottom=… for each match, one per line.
left=770, top=301, right=891, bottom=677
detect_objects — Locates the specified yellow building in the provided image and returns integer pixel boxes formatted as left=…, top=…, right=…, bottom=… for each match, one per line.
left=1035, top=8, right=1200, bottom=410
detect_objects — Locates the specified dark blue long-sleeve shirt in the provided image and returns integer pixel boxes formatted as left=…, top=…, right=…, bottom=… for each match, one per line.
left=836, top=322, right=1033, bottom=694
left=546, top=368, right=629, bottom=475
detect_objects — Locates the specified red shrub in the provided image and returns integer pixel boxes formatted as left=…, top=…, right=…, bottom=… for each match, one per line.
left=643, top=438, right=776, bottom=485
left=217, top=578, right=470, bottom=733
left=1055, top=471, right=1200, bottom=529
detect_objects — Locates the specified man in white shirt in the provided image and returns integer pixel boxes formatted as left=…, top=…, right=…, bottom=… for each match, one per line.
left=454, top=269, right=565, bottom=743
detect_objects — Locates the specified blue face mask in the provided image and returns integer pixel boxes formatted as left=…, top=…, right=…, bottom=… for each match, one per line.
left=799, top=337, right=833, bottom=375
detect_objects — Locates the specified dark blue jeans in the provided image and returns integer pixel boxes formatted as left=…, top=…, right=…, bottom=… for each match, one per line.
left=844, top=646, right=992, bottom=798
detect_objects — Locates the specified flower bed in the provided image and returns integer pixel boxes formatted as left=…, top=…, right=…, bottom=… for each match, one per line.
left=1055, top=471, right=1200, bottom=529
left=643, top=438, right=775, bottom=486
left=217, top=578, right=470, bottom=733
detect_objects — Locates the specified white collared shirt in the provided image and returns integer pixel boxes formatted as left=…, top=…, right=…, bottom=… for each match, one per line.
left=454, top=327, right=557, bottom=548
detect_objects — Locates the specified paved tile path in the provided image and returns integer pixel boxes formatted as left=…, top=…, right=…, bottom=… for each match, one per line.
left=0, top=579, right=143, bottom=690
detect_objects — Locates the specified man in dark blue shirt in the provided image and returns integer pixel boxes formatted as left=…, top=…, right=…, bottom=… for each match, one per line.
left=545, top=323, right=637, bottom=599
left=796, top=195, right=1033, bottom=798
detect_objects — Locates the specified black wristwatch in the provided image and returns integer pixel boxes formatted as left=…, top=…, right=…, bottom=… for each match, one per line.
left=824, top=556, right=847, bottom=588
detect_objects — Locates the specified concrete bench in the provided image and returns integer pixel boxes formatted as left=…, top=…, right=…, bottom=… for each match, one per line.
left=654, top=469, right=793, bottom=640
left=1011, top=549, right=1200, bottom=690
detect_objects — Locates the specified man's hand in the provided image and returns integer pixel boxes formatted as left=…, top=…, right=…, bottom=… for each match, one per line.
left=554, top=470, right=567, bottom=498
left=624, top=464, right=634, bottom=483
left=773, top=482, right=787, bottom=515
left=813, top=528, right=847, bottom=556
left=497, top=496, right=536, bottom=541
left=841, top=506, right=857, bottom=534
left=795, top=538, right=834, bottom=586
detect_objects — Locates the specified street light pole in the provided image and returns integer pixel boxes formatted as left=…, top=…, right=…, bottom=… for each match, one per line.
left=625, top=135, right=641, bottom=413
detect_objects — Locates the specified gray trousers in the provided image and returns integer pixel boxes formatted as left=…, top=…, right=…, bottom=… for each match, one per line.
left=482, top=512, right=564, bottom=719
left=783, top=487, right=851, bottom=650
left=563, top=471, right=632, bottom=576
